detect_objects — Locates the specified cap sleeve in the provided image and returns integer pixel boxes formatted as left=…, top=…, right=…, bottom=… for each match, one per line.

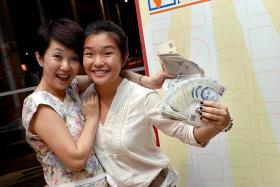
left=22, top=92, right=64, bottom=132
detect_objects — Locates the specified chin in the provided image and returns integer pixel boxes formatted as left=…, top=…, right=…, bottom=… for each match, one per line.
left=92, top=78, right=112, bottom=86
left=56, top=84, right=69, bottom=90
left=56, top=80, right=72, bottom=89
left=92, top=80, right=107, bottom=86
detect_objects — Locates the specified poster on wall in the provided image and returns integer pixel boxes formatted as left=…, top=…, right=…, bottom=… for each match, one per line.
left=135, top=0, right=280, bottom=186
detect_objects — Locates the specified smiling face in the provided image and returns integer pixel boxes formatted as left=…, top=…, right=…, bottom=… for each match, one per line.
left=36, top=39, right=80, bottom=95
left=83, top=32, right=124, bottom=87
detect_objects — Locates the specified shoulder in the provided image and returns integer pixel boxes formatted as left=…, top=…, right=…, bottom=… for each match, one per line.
left=23, top=91, right=62, bottom=108
left=124, top=79, right=162, bottom=105
left=22, top=91, right=64, bottom=130
left=125, top=79, right=158, bottom=95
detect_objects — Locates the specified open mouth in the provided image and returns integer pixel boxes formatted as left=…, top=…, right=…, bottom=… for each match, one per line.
left=56, top=74, right=71, bottom=81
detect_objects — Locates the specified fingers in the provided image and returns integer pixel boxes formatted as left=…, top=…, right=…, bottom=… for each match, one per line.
left=201, top=105, right=227, bottom=118
left=83, top=92, right=98, bottom=104
left=81, top=93, right=100, bottom=117
left=161, top=71, right=175, bottom=79
left=201, top=100, right=225, bottom=109
left=200, top=100, right=230, bottom=129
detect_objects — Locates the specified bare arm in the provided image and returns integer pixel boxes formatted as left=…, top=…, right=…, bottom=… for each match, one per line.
left=76, top=75, right=92, bottom=92
left=125, top=70, right=174, bottom=89
left=29, top=94, right=99, bottom=171
left=193, top=100, right=231, bottom=145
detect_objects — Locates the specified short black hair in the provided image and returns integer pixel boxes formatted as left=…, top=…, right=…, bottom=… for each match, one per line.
left=84, top=20, right=128, bottom=62
left=35, top=18, right=84, bottom=63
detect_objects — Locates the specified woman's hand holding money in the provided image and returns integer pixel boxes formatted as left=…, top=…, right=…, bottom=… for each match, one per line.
left=199, top=100, right=231, bottom=131
left=193, top=100, right=232, bottom=146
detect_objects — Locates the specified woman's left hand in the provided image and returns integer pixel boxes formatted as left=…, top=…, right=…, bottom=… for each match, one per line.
left=200, top=100, right=231, bottom=132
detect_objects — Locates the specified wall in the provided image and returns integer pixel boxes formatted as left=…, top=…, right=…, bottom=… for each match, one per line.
left=135, top=0, right=280, bottom=186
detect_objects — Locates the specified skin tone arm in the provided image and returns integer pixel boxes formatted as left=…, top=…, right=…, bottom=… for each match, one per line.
left=124, top=70, right=174, bottom=89
left=76, top=70, right=174, bottom=92
left=193, top=100, right=231, bottom=145
left=29, top=94, right=100, bottom=172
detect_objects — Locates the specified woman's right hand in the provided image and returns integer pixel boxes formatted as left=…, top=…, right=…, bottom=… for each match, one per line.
left=81, top=93, right=100, bottom=122
left=144, top=70, right=175, bottom=89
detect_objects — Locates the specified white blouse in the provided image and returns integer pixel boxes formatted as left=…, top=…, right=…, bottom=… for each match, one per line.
left=93, top=79, right=200, bottom=187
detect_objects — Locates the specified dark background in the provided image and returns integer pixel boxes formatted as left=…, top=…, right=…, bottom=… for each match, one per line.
left=0, top=0, right=144, bottom=186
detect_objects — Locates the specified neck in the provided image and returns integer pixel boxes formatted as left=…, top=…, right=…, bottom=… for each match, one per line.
left=95, top=77, right=123, bottom=101
left=37, top=78, right=66, bottom=101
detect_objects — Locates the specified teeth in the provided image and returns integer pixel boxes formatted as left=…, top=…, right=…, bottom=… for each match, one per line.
left=56, top=74, right=70, bottom=80
left=93, top=70, right=107, bottom=72
left=93, top=70, right=107, bottom=75
left=58, top=74, right=69, bottom=78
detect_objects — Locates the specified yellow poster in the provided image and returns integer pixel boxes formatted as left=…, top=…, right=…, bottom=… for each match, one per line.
left=135, top=0, right=280, bottom=186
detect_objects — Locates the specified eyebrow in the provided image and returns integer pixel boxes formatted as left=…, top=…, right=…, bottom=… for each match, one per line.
left=52, top=48, right=64, bottom=52
left=84, top=45, right=116, bottom=50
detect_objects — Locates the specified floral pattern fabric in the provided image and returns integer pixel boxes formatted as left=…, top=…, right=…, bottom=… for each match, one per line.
left=22, top=79, right=106, bottom=186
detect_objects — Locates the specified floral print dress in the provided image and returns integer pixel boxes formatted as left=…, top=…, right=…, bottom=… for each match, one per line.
left=22, top=79, right=106, bottom=187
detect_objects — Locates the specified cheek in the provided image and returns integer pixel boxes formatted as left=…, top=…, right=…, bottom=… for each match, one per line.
left=83, top=60, right=91, bottom=72
left=72, top=64, right=81, bottom=74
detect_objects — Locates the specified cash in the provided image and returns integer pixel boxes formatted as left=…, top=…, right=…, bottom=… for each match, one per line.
left=156, top=40, right=178, bottom=55
left=156, top=40, right=204, bottom=78
left=158, top=77, right=225, bottom=127
left=156, top=40, right=226, bottom=127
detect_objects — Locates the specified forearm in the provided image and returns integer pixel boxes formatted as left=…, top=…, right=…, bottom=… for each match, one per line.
left=125, top=70, right=174, bottom=89
left=125, top=70, right=145, bottom=85
left=193, top=125, right=220, bottom=145
left=61, top=118, right=98, bottom=171
left=75, top=117, right=98, bottom=159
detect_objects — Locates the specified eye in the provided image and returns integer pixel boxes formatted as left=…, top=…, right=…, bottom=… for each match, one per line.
left=104, top=52, right=113, bottom=56
left=72, top=56, right=80, bottom=62
left=84, top=52, right=94, bottom=57
left=53, top=54, right=62, bottom=60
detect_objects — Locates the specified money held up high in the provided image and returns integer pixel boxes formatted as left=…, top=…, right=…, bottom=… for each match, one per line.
left=156, top=40, right=226, bottom=127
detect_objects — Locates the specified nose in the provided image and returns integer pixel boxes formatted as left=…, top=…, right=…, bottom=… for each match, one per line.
left=93, top=55, right=104, bottom=67
left=60, top=59, right=71, bottom=71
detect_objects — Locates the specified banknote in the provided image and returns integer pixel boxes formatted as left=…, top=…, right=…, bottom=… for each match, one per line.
left=156, top=40, right=204, bottom=77
left=155, top=40, right=178, bottom=55
left=162, top=74, right=201, bottom=91
left=156, top=40, right=226, bottom=127
left=158, top=54, right=204, bottom=77
left=158, top=77, right=226, bottom=127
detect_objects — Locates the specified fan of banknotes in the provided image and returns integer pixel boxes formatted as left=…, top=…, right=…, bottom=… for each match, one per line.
left=156, top=40, right=226, bottom=127
left=158, top=77, right=225, bottom=127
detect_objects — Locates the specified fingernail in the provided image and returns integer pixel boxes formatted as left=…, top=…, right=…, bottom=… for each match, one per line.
left=200, top=101, right=203, bottom=105
left=200, top=106, right=203, bottom=110
left=199, top=112, right=202, bottom=115
left=200, top=117, right=202, bottom=120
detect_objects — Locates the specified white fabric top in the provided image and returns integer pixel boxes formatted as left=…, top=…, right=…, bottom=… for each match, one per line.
left=93, top=79, right=200, bottom=187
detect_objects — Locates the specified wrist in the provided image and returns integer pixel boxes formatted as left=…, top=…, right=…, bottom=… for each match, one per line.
left=222, top=118, right=233, bottom=132
left=214, top=118, right=234, bottom=132
left=138, top=75, right=145, bottom=86
left=84, top=116, right=98, bottom=123
left=193, top=126, right=209, bottom=147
